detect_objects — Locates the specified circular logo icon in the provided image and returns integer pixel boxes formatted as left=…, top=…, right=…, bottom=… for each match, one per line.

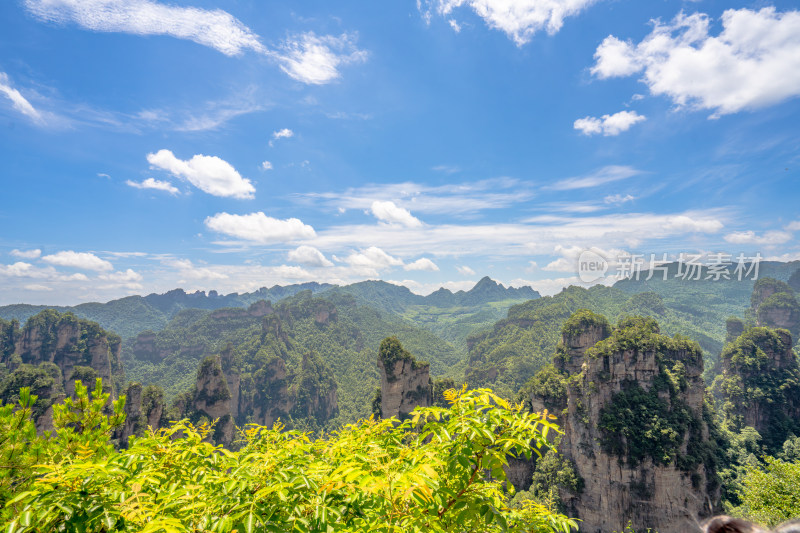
left=577, top=249, right=608, bottom=283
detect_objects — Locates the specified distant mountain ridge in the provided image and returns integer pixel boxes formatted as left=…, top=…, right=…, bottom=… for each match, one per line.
left=0, top=277, right=539, bottom=339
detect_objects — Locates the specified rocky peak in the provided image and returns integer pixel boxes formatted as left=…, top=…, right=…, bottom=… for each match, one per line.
left=554, top=309, right=611, bottom=375
left=377, top=337, right=432, bottom=420
left=750, top=277, right=792, bottom=310
left=547, top=313, right=716, bottom=533
left=715, top=326, right=800, bottom=449
left=9, top=310, right=120, bottom=397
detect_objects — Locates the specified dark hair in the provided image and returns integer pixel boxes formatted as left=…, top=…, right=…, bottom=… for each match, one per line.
left=702, top=516, right=800, bottom=533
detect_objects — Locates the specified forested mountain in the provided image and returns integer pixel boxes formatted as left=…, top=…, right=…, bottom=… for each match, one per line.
left=0, top=283, right=332, bottom=339
left=3, top=265, right=800, bottom=530
left=466, top=261, right=800, bottom=398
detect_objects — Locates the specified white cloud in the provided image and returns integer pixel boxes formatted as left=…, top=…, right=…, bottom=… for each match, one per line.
left=272, top=128, right=294, bottom=140
left=604, top=194, right=635, bottom=205
left=786, top=221, right=800, bottom=231
left=542, top=257, right=573, bottom=272
left=341, top=247, right=403, bottom=273
left=574, top=110, right=646, bottom=136
left=23, top=284, right=53, bottom=292
left=269, top=128, right=293, bottom=147
left=288, top=245, right=334, bottom=267
left=448, top=19, right=462, bottom=33
left=24, top=0, right=267, bottom=56
left=98, top=269, right=143, bottom=282
left=0, top=72, right=43, bottom=123
left=723, top=230, right=792, bottom=245
left=10, top=249, right=42, bottom=259
left=591, top=8, right=800, bottom=116
left=97, top=269, right=144, bottom=290
left=261, top=160, right=273, bottom=170
left=272, top=32, right=367, bottom=85
left=457, top=265, right=476, bottom=275
left=386, top=278, right=477, bottom=296
left=370, top=200, right=423, bottom=228
left=298, top=177, right=532, bottom=216
left=304, top=210, right=726, bottom=260
left=549, top=165, right=641, bottom=190
left=147, top=149, right=255, bottom=199
left=125, top=177, right=180, bottom=195
left=205, top=211, right=316, bottom=244
left=405, top=258, right=440, bottom=272
left=420, top=0, right=598, bottom=45
left=42, top=251, right=113, bottom=271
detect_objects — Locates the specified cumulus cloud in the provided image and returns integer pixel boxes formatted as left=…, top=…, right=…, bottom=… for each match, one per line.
left=272, top=128, right=294, bottom=140
left=341, top=247, right=403, bottom=272
left=0, top=72, right=43, bottom=123
left=147, top=149, right=255, bottom=199
left=370, top=200, right=423, bottom=228
left=205, top=211, right=316, bottom=243
left=404, top=258, right=440, bottom=272
left=591, top=7, right=800, bottom=116
left=457, top=265, right=476, bottom=275
left=419, top=0, right=598, bottom=45
left=98, top=269, right=143, bottom=282
left=288, top=245, right=334, bottom=267
left=23, top=0, right=267, bottom=56
left=574, top=110, right=646, bottom=136
left=97, top=269, right=144, bottom=289
left=272, top=32, right=367, bottom=85
left=723, top=230, right=792, bottom=245
left=550, top=165, right=641, bottom=190
left=41, top=251, right=113, bottom=271
left=10, top=249, right=42, bottom=259
left=261, top=160, right=273, bottom=170
left=785, top=221, right=800, bottom=231
left=125, top=177, right=180, bottom=195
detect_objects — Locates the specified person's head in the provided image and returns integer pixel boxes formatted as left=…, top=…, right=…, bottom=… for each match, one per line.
left=702, top=516, right=800, bottom=533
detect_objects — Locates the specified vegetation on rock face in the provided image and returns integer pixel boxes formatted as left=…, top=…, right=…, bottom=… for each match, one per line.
left=378, top=336, right=428, bottom=375
left=1, top=383, right=577, bottom=533
left=712, top=326, right=800, bottom=452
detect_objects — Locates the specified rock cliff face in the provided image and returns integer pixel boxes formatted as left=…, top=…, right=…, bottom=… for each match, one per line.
left=750, top=278, right=800, bottom=338
left=540, top=311, right=717, bottom=533
left=115, top=382, right=168, bottom=445
left=0, top=311, right=124, bottom=433
left=713, top=327, right=800, bottom=450
left=10, top=310, right=121, bottom=395
left=377, top=337, right=432, bottom=420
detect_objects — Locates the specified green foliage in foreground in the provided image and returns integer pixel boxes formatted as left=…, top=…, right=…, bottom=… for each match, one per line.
left=1, top=382, right=577, bottom=533
left=732, top=456, right=800, bottom=528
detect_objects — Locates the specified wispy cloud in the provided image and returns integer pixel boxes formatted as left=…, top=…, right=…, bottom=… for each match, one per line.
left=126, top=178, right=180, bottom=195
left=549, top=165, right=642, bottom=191
left=296, top=177, right=534, bottom=215
left=24, top=0, right=267, bottom=56
left=24, top=0, right=366, bottom=85
left=271, top=32, right=367, bottom=85
left=0, top=72, right=43, bottom=123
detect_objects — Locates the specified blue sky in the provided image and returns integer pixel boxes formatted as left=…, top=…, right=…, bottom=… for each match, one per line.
left=1, top=0, right=799, bottom=305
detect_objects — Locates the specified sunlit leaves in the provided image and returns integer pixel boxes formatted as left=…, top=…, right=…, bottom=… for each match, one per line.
left=1, top=384, right=575, bottom=532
